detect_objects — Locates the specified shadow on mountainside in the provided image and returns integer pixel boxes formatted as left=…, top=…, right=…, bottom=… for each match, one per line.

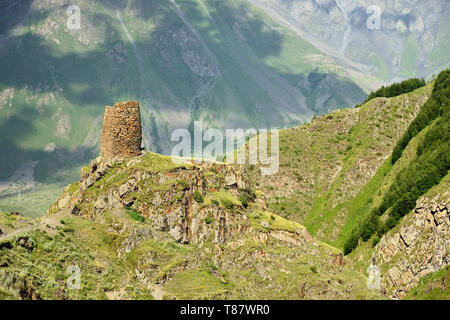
left=0, top=0, right=366, bottom=184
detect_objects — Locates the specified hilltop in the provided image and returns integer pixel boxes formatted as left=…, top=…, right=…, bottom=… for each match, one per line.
left=0, top=152, right=382, bottom=300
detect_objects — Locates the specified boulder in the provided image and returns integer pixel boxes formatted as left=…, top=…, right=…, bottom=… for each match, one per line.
left=118, top=184, right=129, bottom=197
left=169, top=225, right=183, bottom=242
left=94, top=196, right=107, bottom=210
left=86, top=176, right=94, bottom=188
left=153, top=215, right=168, bottom=231
left=261, top=221, right=270, bottom=229
left=94, top=171, right=102, bottom=181
left=57, top=194, right=71, bottom=209
left=333, top=253, right=344, bottom=267
left=225, top=174, right=237, bottom=186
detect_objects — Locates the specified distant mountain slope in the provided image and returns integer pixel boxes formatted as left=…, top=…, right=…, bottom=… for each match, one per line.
left=249, top=0, right=450, bottom=82
left=0, top=0, right=378, bottom=197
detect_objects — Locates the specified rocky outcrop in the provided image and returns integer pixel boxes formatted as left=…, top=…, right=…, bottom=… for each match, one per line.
left=51, top=153, right=253, bottom=246
left=373, top=197, right=449, bottom=299
left=333, top=253, right=344, bottom=267
left=172, top=25, right=215, bottom=78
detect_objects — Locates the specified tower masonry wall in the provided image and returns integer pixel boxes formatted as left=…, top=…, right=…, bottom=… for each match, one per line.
left=100, top=100, right=142, bottom=158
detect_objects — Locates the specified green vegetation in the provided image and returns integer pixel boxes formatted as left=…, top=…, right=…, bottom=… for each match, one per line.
left=204, top=191, right=241, bottom=209
left=344, top=69, right=450, bottom=254
left=313, top=158, right=393, bottom=249
left=177, top=180, right=190, bottom=191
left=0, top=213, right=150, bottom=299
left=163, top=269, right=230, bottom=299
left=126, top=208, right=145, bottom=223
left=403, top=266, right=450, bottom=300
left=392, top=70, right=449, bottom=163
left=193, top=190, right=204, bottom=203
left=359, top=77, right=426, bottom=106
left=398, top=34, right=420, bottom=78
left=247, top=210, right=304, bottom=233
left=237, top=188, right=256, bottom=208
left=246, top=82, right=433, bottom=251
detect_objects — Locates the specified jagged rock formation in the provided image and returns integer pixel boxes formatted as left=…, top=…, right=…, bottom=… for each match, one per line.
left=0, top=205, right=381, bottom=300
left=100, top=101, right=142, bottom=159
left=372, top=192, right=449, bottom=299
left=51, top=152, right=311, bottom=247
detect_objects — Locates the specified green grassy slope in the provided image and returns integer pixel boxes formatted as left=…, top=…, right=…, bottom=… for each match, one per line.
left=249, top=81, right=434, bottom=249
left=0, top=152, right=384, bottom=300
left=344, top=69, right=449, bottom=253
left=403, top=266, right=450, bottom=300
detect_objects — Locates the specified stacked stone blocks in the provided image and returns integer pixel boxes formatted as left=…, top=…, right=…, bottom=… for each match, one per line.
left=101, top=101, right=142, bottom=158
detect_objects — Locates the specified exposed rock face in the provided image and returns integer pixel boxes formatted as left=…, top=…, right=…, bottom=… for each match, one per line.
left=100, top=101, right=142, bottom=159
left=172, top=26, right=215, bottom=78
left=373, top=198, right=449, bottom=299
left=51, top=154, right=255, bottom=246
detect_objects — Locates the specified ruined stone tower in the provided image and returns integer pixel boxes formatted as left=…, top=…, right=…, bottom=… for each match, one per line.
left=101, top=101, right=142, bottom=158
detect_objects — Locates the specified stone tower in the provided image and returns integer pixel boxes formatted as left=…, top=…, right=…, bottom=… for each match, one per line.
left=100, top=101, right=142, bottom=158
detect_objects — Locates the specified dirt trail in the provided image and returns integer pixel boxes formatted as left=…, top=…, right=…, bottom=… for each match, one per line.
left=0, top=225, right=38, bottom=241
left=0, top=212, right=66, bottom=241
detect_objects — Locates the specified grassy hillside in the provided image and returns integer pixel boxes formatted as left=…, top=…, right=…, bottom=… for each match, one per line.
left=403, top=266, right=450, bottom=300
left=0, top=152, right=384, bottom=300
left=1, top=71, right=448, bottom=299
left=248, top=81, right=434, bottom=249
left=344, top=69, right=449, bottom=253
left=248, top=70, right=448, bottom=257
